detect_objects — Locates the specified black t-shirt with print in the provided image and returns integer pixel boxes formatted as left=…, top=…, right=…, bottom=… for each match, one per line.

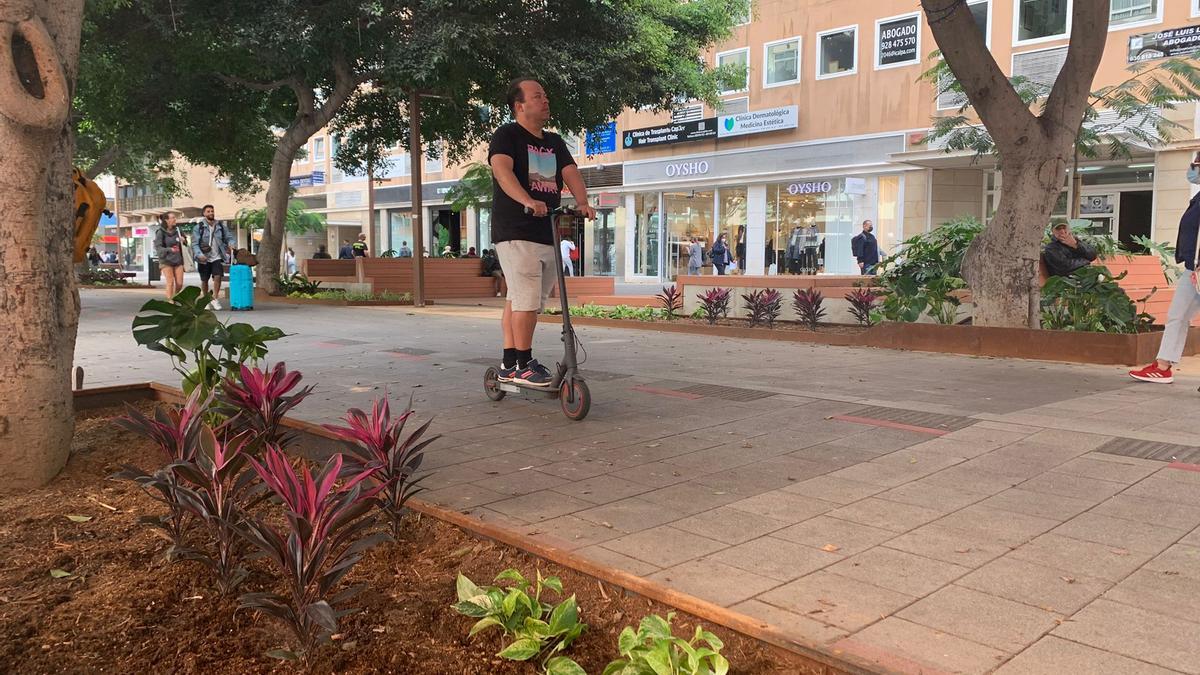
left=488, top=122, right=575, bottom=246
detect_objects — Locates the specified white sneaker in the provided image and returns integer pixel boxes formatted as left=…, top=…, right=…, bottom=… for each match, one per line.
left=211, top=298, right=223, bottom=310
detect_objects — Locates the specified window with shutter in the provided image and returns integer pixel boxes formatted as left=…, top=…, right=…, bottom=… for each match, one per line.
left=1012, top=45, right=1068, bottom=91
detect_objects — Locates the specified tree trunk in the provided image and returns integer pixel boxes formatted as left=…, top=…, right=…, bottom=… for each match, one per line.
left=962, top=156, right=1067, bottom=327
left=0, top=1, right=85, bottom=492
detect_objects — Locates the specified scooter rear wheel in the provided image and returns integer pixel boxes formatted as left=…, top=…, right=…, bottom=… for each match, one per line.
left=559, top=378, right=590, bottom=421
left=484, top=367, right=506, bottom=401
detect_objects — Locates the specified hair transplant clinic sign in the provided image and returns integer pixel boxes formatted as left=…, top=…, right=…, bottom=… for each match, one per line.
left=717, top=105, right=798, bottom=139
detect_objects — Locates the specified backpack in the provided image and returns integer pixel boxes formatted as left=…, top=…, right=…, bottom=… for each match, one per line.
left=569, top=245, right=579, bottom=262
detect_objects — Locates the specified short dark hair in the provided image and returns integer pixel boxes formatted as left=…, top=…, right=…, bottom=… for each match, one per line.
left=507, top=77, right=539, bottom=113
left=202, top=204, right=214, bottom=212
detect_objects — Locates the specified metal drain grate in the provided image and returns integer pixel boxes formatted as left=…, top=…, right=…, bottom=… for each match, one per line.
left=320, top=338, right=370, bottom=346
left=674, top=383, right=776, bottom=402
left=1095, top=438, right=1200, bottom=464
left=844, top=405, right=976, bottom=432
left=389, top=347, right=435, bottom=356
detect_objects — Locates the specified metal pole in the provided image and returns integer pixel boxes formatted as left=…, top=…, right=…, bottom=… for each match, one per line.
left=409, top=90, right=425, bottom=307
left=366, top=159, right=376, bottom=254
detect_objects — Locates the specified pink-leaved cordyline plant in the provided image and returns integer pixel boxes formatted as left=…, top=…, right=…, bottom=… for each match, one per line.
left=218, top=362, right=313, bottom=450
left=323, top=395, right=437, bottom=537
left=238, top=446, right=388, bottom=658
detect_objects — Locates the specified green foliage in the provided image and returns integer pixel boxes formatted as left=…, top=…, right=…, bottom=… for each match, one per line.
left=1130, top=235, right=1181, bottom=285
left=288, top=290, right=413, bottom=303
left=921, top=51, right=1200, bottom=162
left=547, top=304, right=669, bottom=321
left=453, top=569, right=586, bottom=674
left=277, top=273, right=323, bottom=295
left=874, top=216, right=981, bottom=324
left=78, top=268, right=131, bottom=286
left=1040, top=266, right=1154, bottom=333
left=131, top=286, right=286, bottom=397
left=238, top=201, right=326, bottom=237
left=602, top=611, right=729, bottom=675
left=446, top=163, right=494, bottom=214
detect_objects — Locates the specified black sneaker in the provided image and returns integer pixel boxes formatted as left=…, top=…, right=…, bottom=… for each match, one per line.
left=513, top=359, right=554, bottom=388
left=497, top=364, right=517, bottom=382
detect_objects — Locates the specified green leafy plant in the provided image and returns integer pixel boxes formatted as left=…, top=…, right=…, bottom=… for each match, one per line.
left=845, top=288, right=879, bottom=326
left=131, top=286, right=286, bottom=397
left=742, top=289, right=782, bottom=328
left=875, top=216, right=981, bottom=323
left=602, top=611, right=729, bottom=675
left=1131, top=235, right=1181, bottom=285
left=277, top=273, right=323, bottom=295
left=1040, top=265, right=1154, bottom=333
left=696, top=288, right=732, bottom=325
left=288, top=289, right=414, bottom=302
left=791, top=288, right=826, bottom=330
left=657, top=285, right=684, bottom=319
left=446, top=162, right=493, bottom=214
left=453, top=568, right=587, bottom=675
left=78, top=267, right=130, bottom=286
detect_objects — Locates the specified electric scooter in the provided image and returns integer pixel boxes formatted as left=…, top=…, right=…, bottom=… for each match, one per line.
left=483, top=206, right=591, bottom=421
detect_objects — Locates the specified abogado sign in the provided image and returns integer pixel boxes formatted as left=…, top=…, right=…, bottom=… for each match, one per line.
left=717, top=105, right=798, bottom=139
left=1129, top=25, right=1200, bottom=63
left=877, top=14, right=920, bottom=67
left=622, top=118, right=717, bottom=149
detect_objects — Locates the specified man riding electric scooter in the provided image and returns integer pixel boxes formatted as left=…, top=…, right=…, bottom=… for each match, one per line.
left=489, top=77, right=595, bottom=387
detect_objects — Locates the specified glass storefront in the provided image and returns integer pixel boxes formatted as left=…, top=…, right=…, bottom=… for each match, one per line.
left=389, top=211, right=413, bottom=254
left=765, top=178, right=867, bottom=275
left=633, top=193, right=660, bottom=278
left=589, top=210, right=617, bottom=276
left=664, top=190, right=714, bottom=277
left=476, top=207, right=492, bottom=252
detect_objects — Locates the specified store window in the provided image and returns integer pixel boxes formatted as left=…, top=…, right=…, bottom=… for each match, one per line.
left=633, top=193, right=660, bottom=278
left=476, top=207, right=493, bottom=253
left=389, top=212, right=413, bottom=255
left=766, top=178, right=867, bottom=275
left=764, top=37, right=800, bottom=87
left=664, top=190, right=714, bottom=278
left=1015, top=0, right=1068, bottom=44
left=817, top=26, right=857, bottom=79
left=969, top=0, right=991, bottom=46
left=1110, top=0, right=1158, bottom=26
left=717, top=48, right=749, bottom=94
left=424, top=142, right=443, bottom=174
left=876, top=176, right=902, bottom=256
left=313, top=137, right=326, bottom=162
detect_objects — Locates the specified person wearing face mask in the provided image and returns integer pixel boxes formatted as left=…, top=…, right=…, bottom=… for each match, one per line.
left=851, top=220, right=880, bottom=275
left=1129, top=151, right=1200, bottom=384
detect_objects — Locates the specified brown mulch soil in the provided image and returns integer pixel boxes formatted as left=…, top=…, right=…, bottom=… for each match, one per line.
left=0, top=405, right=810, bottom=674
left=672, top=317, right=868, bottom=334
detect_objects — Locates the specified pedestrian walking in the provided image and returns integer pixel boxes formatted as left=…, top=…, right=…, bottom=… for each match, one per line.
left=398, top=241, right=413, bottom=257
left=711, top=233, right=734, bottom=275
left=338, top=239, right=354, bottom=259
left=560, top=236, right=577, bottom=277
left=852, top=220, right=880, bottom=275
left=192, top=204, right=234, bottom=309
left=1129, top=151, right=1200, bottom=384
left=285, top=247, right=297, bottom=276
left=352, top=233, right=369, bottom=257
left=155, top=212, right=186, bottom=299
left=682, top=237, right=703, bottom=276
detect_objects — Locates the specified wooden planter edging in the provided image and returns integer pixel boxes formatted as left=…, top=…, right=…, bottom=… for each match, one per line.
left=73, top=383, right=876, bottom=675
left=540, top=315, right=1197, bottom=366
left=255, top=294, right=421, bottom=307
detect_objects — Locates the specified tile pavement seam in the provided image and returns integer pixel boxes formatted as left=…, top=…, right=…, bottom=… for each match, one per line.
left=1029, top=634, right=1194, bottom=675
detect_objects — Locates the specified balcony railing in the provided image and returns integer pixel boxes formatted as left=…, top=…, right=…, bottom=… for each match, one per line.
left=120, top=194, right=172, bottom=212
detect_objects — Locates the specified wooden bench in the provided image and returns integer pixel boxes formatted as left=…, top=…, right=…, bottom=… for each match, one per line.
left=1102, top=256, right=1197, bottom=326
left=550, top=276, right=616, bottom=299
left=303, top=259, right=358, bottom=282
left=364, top=258, right=496, bottom=299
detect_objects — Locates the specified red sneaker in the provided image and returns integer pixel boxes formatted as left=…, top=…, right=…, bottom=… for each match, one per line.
left=1128, top=363, right=1174, bottom=383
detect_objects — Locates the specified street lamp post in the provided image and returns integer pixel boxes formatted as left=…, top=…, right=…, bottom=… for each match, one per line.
left=409, top=89, right=425, bottom=307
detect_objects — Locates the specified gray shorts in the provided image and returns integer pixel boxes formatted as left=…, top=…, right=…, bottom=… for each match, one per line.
left=494, top=240, right=556, bottom=312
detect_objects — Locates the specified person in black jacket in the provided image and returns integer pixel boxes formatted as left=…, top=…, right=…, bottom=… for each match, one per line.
left=1042, top=221, right=1098, bottom=277
left=851, top=220, right=880, bottom=274
left=481, top=248, right=504, bottom=297
left=1129, top=151, right=1200, bottom=384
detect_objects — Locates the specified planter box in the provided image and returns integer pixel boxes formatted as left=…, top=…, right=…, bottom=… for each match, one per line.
left=541, top=314, right=1200, bottom=366
left=253, top=289, right=422, bottom=307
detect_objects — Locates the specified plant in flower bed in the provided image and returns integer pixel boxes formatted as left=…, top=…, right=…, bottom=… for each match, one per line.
left=791, top=288, right=827, bottom=330
left=656, top=284, right=684, bottom=319
left=1040, top=265, right=1154, bottom=333
left=78, top=267, right=130, bottom=285
left=696, top=288, right=732, bottom=325
left=217, top=362, right=313, bottom=450
left=551, top=304, right=667, bottom=321
left=277, top=272, right=323, bottom=295
left=288, top=289, right=414, bottom=302
left=845, top=287, right=879, bottom=326
left=454, top=568, right=587, bottom=675
left=603, top=612, right=729, bottom=675
left=132, top=286, right=286, bottom=397
left=112, top=387, right=209, bottom=558
left=742, top=289, right=782, bottom=328
left=324, top=395, right=437, bottom=538
left=239, top=447, right=389, bottom=660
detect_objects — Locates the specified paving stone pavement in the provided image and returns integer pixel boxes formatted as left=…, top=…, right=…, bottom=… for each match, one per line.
left=76, top=288, right=1200, bottom=674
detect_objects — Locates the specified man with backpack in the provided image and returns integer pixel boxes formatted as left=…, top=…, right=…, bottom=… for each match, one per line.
left=192, top=205, right=234, bottom=309
left=560, top=235, right=577, bottom=276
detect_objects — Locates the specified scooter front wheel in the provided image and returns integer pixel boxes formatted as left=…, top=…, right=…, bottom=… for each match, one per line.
left=484, top=367, right=506, bottom=401
left=559, top=378, right=590, bottom=421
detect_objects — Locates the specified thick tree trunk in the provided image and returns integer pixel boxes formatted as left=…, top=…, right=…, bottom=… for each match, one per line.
left=962, top=157, right=1067, bottom=327
left=0, top=0, right=85, bottom=492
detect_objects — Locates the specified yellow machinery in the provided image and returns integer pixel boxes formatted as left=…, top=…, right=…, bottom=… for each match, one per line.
left=72, top=168, right=109, bottom=264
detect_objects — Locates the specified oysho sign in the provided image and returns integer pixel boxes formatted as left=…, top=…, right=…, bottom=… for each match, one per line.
left=664, top=160, right=711, bottom=178
left=787, top=181, right=834, bottom=195
left=717, top=105, right=798, bottom=139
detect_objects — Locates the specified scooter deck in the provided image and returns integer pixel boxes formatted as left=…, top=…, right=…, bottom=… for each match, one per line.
left=498, top=381, right=560, bottom=398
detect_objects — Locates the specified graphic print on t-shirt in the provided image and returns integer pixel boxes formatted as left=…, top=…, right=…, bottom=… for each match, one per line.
left=527, top=145, right=558, bottom=194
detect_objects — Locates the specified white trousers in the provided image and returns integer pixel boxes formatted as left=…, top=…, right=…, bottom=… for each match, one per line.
left=1157, top=273, right=1200, bottom=364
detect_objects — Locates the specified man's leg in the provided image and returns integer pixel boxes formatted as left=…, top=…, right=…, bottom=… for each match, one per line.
left=199, top=263, right=211, bottom=295
left=1156, top=274, right=1200, bottom=368
left=211, top=263, right=224, bottom=298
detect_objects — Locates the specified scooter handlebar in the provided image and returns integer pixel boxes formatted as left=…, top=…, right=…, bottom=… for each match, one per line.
left=523, top=205, right=583, bottom=217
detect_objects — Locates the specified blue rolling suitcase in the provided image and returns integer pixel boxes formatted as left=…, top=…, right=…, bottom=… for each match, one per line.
left=229, top=264, right=254, bottom=311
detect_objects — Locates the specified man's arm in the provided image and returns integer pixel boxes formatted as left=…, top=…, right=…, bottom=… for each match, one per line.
left=490, top=155, right=539, bottom=212
left=561, top=165, right=595, bottom=219
left=1077, top=239, right=1098, bottom=262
